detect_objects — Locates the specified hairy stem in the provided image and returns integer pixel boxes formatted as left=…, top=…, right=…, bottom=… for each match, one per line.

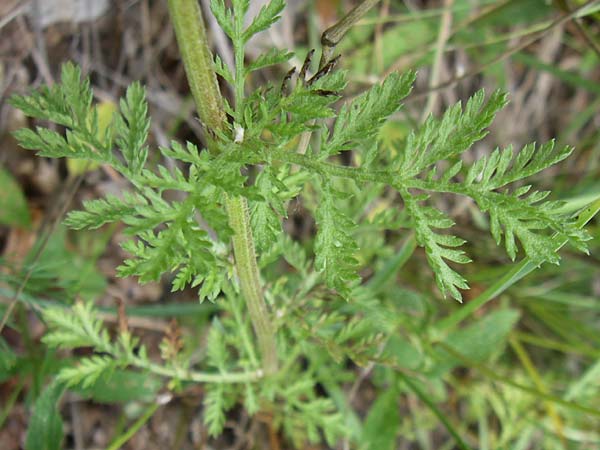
left=167, top=0, right=277, bottom=374
left=167, top=0, right=226, bottom=134
left=226, top=197, right=278, bottom=372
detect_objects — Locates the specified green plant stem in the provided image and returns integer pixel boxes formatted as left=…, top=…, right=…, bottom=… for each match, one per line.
left=277, top=151, right=593, bottom=214
left=226, top=197, right=278, bottom=373
left=224, top=284, right=260, bottom=368
left=106, top=402, right=159, bottom=450
left=232, top=8, right=245, bottom=124
left=132, top=356, right=264, bottom=383
left=166, top=0, right=226, bottom=135
left=398, top=371, right=473, bottom=450
left=167, top=0, right=277, bottom=374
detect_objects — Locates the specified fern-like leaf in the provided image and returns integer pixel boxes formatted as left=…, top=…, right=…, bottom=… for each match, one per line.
left=314, top=183, right=360, bottom=298
left=64, top=192, right=145, bottom=230
left=458, top=141, right=590, bottom=261
left=214, top=55, right=235, bottom=85
left=42, top=302, right=111, bottom=351
left=114, top=82, right=150, bottom=174
left=209, top=0, right=234, bottom=39
left=401, top=191, right=470, bottom=301
left=245, top=48, right=293, bottom=74
left=395, top=90, right=508, bottom=178
left=203, top=383, right=227, bottom=436
left=465, top=141, right=573, bottom=190
left=250, top=168, right=284, bottom=253
left=58, top=355, right=118, bottom=388
left=243, top=0, right=285, bottom=42
left=324, top=71, right=415, bottom=157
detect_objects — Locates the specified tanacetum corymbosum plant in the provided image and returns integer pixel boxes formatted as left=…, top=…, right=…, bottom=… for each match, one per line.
left=8, top=0, right=593, bottom=446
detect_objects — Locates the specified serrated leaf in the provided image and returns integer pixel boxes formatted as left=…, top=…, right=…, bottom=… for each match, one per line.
left=12, top=68, right=113, bottom=163
left=141, top=164, right=193, bottom=192
left=206, top=318, right=228, bottom=369
left=244, top=382, right=259, bottom=414
left=468, top=141, right=574, bottom=191
left=64, top=192, right=144, bottom=230
left=232, top=0, right=250, bottom=20
left=58, top=355, right=117, bottom=388
left=457, top=141, right=591, bottom=263
left=214, top=55, right=235, bottom=85
left=324, top=71, right=415, bottom=156
left=485, top=195, right=587, bottom=263
left=396, top=89, right=508, bottom=177
left=67, top=100, right=117, bottom=175
left=315, top=183, right=360, bottom=298
left=282, top=88, right=337, bottom=120
left=210, top=0, right=234, bottom=38
left=250, top=168, right=282, bottom=253
left=159, top=140, right=203, bottom=165
left=118, top=227, right=184, bottom=282
left=203, top=383, right=226, bottom=436
left=114, top=81, right=150, bottom=174
left=243, top=0, right=285, bottom=42
left=195, top=264, right=227, bottom=302
left=250, top=199, right=280, bottom=253
left=13, top=127, right=68, bottom=158
left=42, top=302, right=112, bottom=356
left=9, top=86, right=71, bottom=126
left=60, top=63, right=92, bottom=124
left=246, top=48, right=293, bottom=74
left=402, top=192, right=470, bottom=301
left=172, top=263, right=196, bottom=292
